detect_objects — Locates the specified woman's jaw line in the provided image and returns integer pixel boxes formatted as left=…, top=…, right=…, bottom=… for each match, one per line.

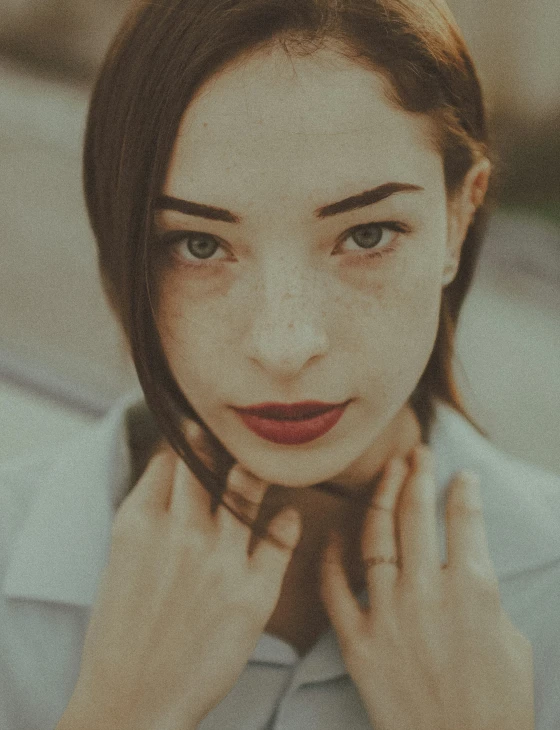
left=230, top=401, right=421, bottom=496
left=180, top=399, right=420, bottom=499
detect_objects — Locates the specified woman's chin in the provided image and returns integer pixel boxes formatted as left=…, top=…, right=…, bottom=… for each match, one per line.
left=232, top=458, right=343, bottom=490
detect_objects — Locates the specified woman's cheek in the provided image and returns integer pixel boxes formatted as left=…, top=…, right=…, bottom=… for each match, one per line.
left=164, top=261, right=236, bottom=301
left=159, top=246, right=441, bottom=343
left=372, top=251, right=444, bottom=363
left=157, top=270, right=243, bottom=364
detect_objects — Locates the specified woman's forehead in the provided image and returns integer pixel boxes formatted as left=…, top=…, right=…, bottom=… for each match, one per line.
left=176, top=46, right=432, bottom=145
left=165, top=48, right=440, bottom=202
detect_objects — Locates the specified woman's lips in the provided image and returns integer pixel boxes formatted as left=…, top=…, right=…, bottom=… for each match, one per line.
left=234, top=402, right=350, bottom=445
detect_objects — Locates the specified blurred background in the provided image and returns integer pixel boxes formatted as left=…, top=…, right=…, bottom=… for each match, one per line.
left=0, top=0, right=559, bottom=473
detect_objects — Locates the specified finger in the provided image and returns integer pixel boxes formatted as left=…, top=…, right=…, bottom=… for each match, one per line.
left=119, top=446, right=177, bottom=514
left=250, top=507, right=302, bottom=589
left=217, top=464, right=269, bottom=546
left=168, top=455, right=214, bottom=530
left=184, top=420, right=220, bottom=473
left=362, top=456, right=407, bottom=605
left=320, top=531, right=363, bottom=645
left=397, top=444, right=440, bottom=583
left=446, top=471, right=496, bottom=580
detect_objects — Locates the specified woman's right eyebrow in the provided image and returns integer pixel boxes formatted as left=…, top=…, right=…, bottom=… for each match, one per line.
left=154, top=182, right=424, bottom=224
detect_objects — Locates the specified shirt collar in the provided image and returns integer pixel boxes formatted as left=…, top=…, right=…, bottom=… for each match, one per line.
left=4, top=393, right=560, bottom=680
left=2, top=389, right=140, bottom=606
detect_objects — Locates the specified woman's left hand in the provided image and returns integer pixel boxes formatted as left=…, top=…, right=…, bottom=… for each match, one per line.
left=320, top=444, right=535, bottom=730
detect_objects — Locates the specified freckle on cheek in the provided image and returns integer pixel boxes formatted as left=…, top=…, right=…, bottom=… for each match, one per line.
left=181, top=269, right=236, bottom=300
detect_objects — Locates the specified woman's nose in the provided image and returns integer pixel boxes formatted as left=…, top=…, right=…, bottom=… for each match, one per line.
left=243, top=268, right=329, bottom=379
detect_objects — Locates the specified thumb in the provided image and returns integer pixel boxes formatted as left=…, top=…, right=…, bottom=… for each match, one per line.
left=250, top=507, right=302, bottom=581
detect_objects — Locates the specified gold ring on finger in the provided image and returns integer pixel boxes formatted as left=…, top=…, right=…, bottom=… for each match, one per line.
left=364, top=555, right=399, bottom=569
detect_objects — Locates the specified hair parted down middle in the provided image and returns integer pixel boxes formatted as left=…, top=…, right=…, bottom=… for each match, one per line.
left=83, top=0, right=496, bottom=546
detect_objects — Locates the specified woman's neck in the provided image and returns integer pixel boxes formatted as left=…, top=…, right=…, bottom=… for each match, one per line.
left=256, top=403, right=422, bottom=581
left=262, top=405, right=422, bottom=656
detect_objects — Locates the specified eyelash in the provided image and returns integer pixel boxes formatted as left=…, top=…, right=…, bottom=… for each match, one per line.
left=157, top=220, right=411, bottom=269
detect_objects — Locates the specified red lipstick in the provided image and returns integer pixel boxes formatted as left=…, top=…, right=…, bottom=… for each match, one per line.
left=233, top=401, right=351, bottom=445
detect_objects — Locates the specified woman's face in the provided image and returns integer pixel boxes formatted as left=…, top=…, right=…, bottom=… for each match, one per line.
left=155, top=46, right=468, bottom=490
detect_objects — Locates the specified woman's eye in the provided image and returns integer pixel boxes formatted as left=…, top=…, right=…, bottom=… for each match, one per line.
left=159, top=220, right=410, bottom=267
left=165, top=232, right=227, bottom=263
left=337, top=221, right=409, bottom=257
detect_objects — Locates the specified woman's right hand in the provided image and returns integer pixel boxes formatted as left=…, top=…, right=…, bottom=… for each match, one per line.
left=63, top=421, right=302, bottom=730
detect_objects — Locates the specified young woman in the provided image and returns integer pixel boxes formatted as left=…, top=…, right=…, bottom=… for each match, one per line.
left=2, top=1, right=560, bottom=729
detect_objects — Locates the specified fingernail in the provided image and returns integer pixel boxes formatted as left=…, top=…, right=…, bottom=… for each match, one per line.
left=228, top=464, right=246, bottom=488
left=275, top=508, right=302, bottom=543
left=185, top=420, right=202, bottom=441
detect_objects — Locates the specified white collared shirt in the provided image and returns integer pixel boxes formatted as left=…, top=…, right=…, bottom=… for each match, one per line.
left=1, top=391, right=560, bottom=730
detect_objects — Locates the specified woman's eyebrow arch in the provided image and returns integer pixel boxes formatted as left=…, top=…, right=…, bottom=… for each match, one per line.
left=154, top=182, right=424, bottom=224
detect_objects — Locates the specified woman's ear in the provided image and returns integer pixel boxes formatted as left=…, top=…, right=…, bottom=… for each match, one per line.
left=444, top=157, right=492, bottom=286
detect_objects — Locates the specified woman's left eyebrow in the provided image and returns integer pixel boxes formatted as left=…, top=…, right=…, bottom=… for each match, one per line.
left=154, top=182, right=424, bottom=224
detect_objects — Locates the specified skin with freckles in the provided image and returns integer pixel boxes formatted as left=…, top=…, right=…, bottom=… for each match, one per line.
left=153, top=44, right=491, bottom=654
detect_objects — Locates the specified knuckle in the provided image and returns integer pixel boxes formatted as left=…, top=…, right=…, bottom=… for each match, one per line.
left=211, top=564, right=252, bottom=609
left=151, top=446, right=176, bottom=470
left=231, top=585, right=266, bottom=618
left=170, top=524, right=208, bottom=554
left=401, top=482, right=432, bottom=511
left=450, top=568, right=501, bottom=610
left=406, top=572, right=436, bottom=597
left=251, top=568, right=282, bottom=600
left=446, top=500, right=484, bottom=520
left=398, top=575, right=438, bottom=608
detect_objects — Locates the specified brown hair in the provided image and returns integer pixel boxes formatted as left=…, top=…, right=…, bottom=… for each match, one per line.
left=84, top=0, right=494, bottom=543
